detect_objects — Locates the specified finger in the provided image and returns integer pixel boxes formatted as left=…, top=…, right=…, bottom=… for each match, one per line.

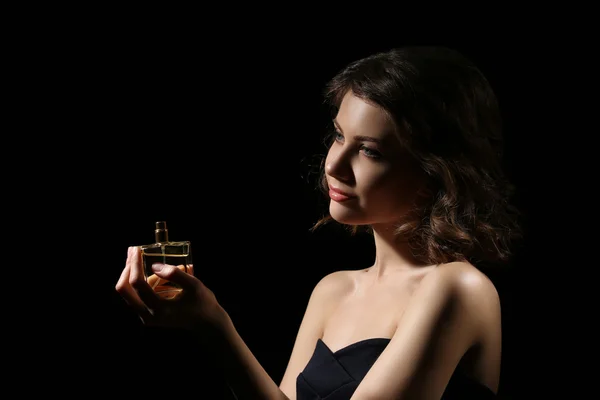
left=147, top=264, right=187, bottom=289
left=129, top=246, right=162, bottom=311
left=151, top=263, right=198, bottom=292
left=118, top=264, right=153, bottom=322
left=146, top=273, right=162, bottom=289
left=116, top=247, right=153, bottom=320
left=115, top=247, right=133, bottom=292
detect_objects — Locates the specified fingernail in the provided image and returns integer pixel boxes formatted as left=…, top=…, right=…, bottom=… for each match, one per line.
left=152, top=263, right=164, bottom=272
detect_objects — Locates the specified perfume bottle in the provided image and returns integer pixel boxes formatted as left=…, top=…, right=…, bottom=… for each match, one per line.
left=140, top=221, right=193, bottom=300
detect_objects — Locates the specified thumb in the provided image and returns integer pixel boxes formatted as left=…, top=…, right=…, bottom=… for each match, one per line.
left=151, top=263, right=197, bottom=291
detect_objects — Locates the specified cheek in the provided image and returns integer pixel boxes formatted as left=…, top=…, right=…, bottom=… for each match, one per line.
left=359, top=168, right=418, bottom=210
left=356, top=164, right=394, bottom=192
left=366, top=180, right=404, bottom=206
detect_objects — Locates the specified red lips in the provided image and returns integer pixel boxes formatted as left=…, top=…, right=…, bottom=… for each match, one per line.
left=328, top=186, right=356, bottom=202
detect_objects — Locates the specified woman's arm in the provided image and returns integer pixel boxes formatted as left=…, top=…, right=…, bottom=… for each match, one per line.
left=213, top=270, right=351, bottom=399
left=278, top=271, right=352, bottom=397
left=116, top=247, right=291, bottom=400
left=210, top=309, right=291, bottom=400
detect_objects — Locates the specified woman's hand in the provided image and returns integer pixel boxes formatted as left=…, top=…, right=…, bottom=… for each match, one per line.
left=146, top=264, right=194, bottom=296
left=115, top=246, right=228, bottom=333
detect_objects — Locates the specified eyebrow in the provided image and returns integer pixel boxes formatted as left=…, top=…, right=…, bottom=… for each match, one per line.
left=333, top=119, right=383, bottom=144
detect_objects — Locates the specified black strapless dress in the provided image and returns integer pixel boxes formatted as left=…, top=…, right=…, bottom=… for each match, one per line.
left=296, top=338, right=496, bottom=399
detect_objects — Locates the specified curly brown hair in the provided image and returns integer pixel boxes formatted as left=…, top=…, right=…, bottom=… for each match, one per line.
left=311, top=46, right=522, bottom=267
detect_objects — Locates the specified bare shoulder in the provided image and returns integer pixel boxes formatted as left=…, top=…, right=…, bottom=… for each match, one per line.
left=311, top=270, right=356, bottom=303
left=312, top=269, right=356, bottom=296
left=436, top=262, right=499, bottom=304
left=422, top=261, right=501, bottom=327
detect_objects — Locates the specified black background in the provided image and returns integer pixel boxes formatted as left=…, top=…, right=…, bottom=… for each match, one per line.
left=99, top=41, right=529, bottom=398
left=19, top=19, right=586, bottom=399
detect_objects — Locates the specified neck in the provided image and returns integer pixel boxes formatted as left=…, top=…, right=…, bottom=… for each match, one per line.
left=368, top=223, right=433, bottom=278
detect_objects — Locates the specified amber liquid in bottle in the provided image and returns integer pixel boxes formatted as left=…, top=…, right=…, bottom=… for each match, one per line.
left=140, top=221, right=193, bottom=300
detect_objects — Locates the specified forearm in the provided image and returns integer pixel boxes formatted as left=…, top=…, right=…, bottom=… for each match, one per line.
left=208, top=307, right=290, bottom=400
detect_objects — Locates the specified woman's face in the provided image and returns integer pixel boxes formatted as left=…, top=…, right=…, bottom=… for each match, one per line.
left=325, top=91, right=424, bottom=227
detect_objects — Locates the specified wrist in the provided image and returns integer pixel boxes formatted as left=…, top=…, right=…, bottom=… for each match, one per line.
left=190, top=301, right=233, bottom=340
left=210, top=303, right=233, bottom=333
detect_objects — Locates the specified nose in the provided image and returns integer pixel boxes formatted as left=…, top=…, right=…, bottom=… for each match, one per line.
left=325, top=147, right=353, bottom=183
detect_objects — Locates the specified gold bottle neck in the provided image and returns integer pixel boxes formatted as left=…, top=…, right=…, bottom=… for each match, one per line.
left=155, top=221, right=169, bottom=243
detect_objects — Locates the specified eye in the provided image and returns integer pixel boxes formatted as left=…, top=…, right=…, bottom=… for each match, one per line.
left=333, top=131, right=382, bottom=159
left=361, top=146, right=382, bottom=159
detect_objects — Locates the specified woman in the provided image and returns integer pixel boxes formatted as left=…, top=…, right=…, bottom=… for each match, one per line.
left=116, top=46, right=521, bottom=399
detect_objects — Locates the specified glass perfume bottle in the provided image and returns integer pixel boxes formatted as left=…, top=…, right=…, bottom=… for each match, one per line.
left=140, top=221, right=193, bottom=300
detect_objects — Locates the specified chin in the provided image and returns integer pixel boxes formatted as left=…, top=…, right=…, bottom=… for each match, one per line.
left=329, top=203, right=368, bottom=225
